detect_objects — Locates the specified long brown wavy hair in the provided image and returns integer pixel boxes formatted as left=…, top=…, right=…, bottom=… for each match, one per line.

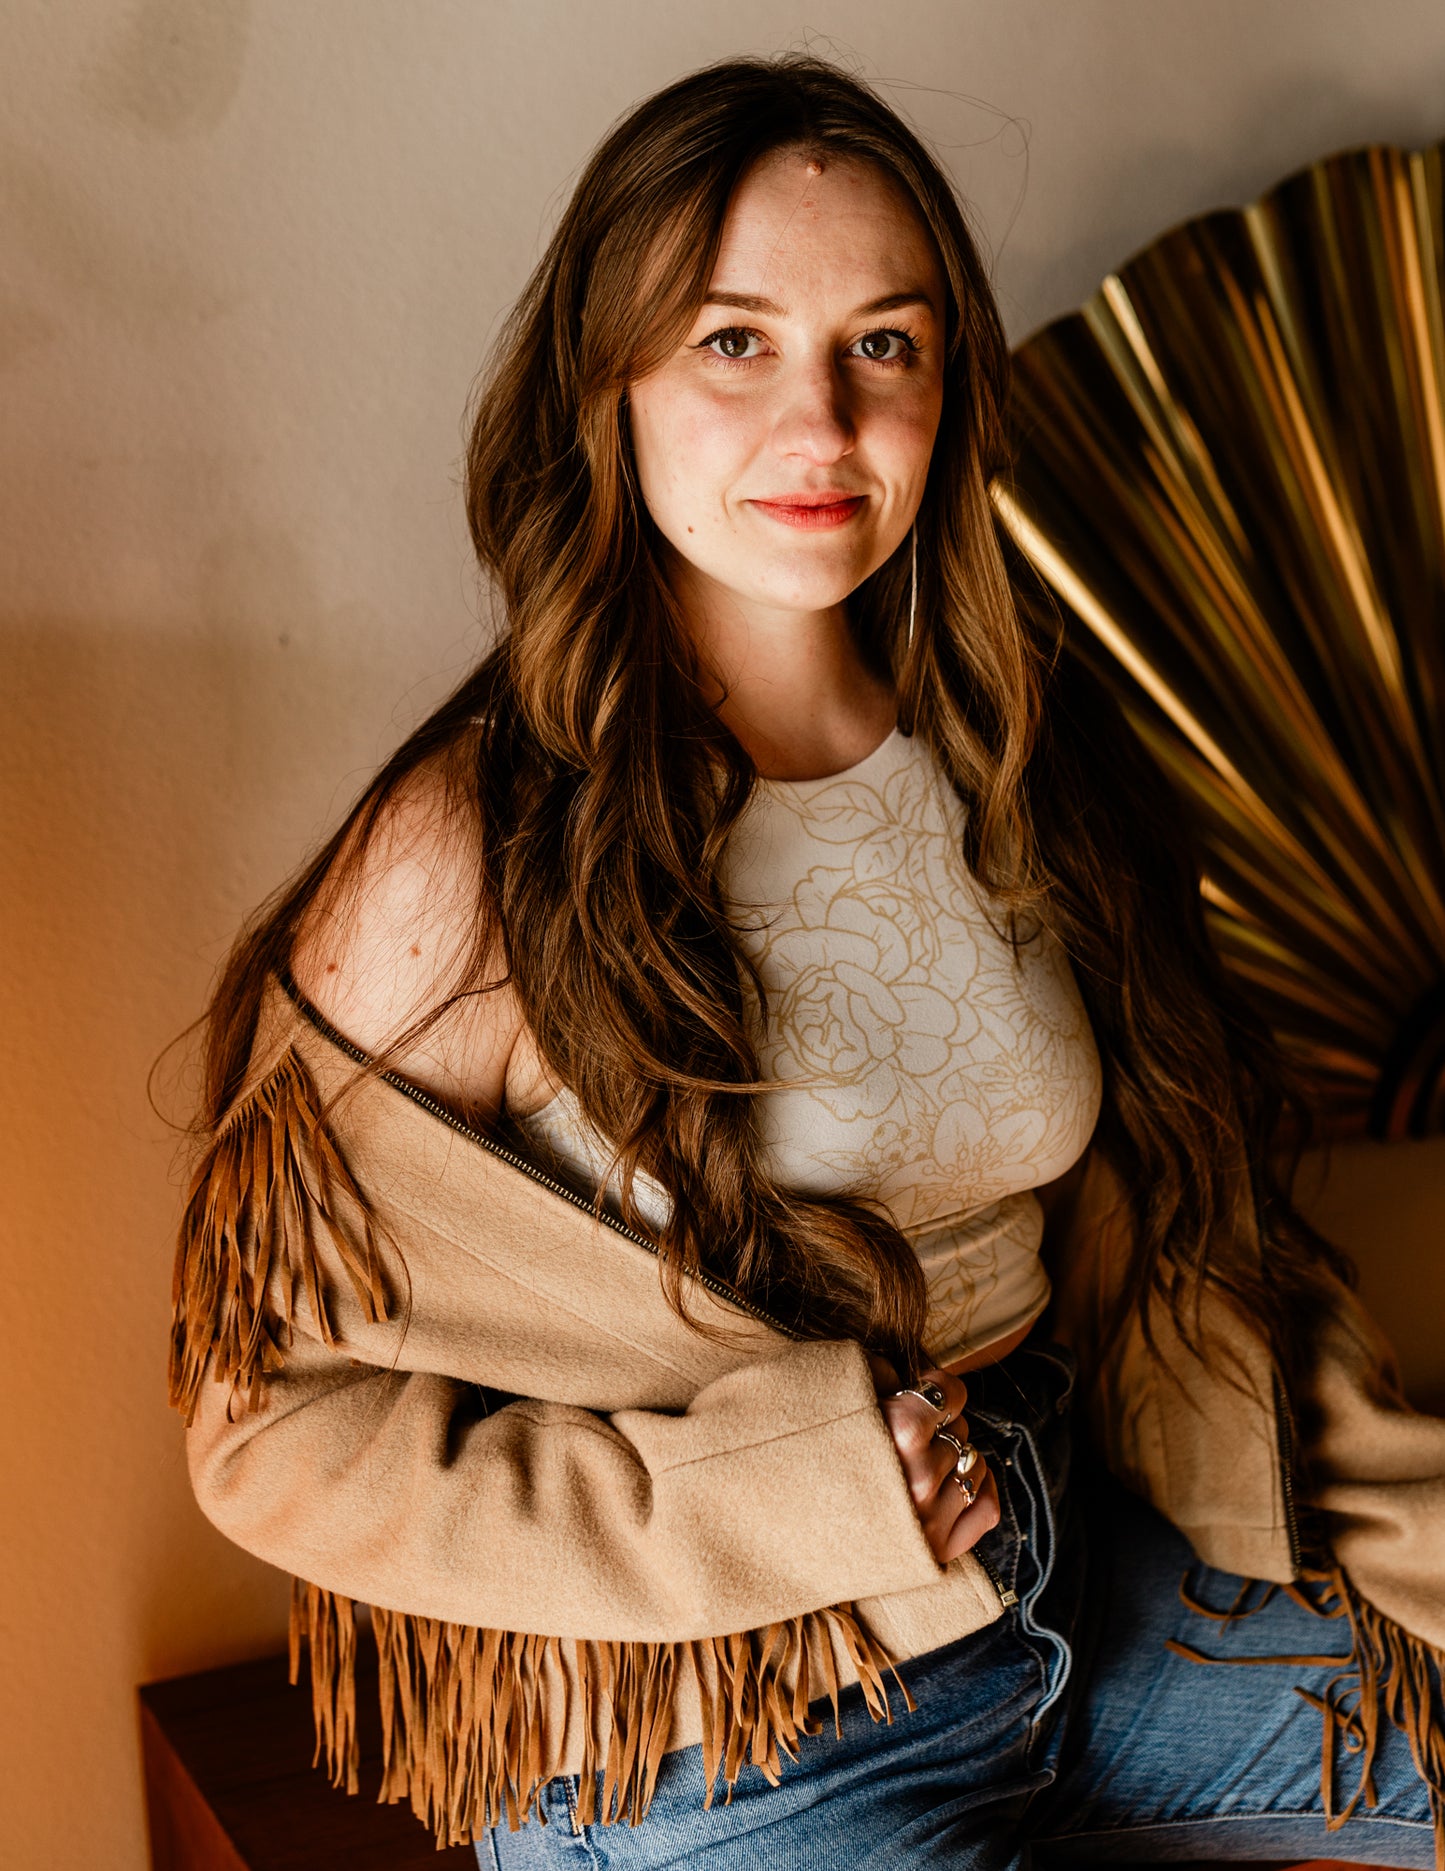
left=197, top=53, right=1350, bottom=1386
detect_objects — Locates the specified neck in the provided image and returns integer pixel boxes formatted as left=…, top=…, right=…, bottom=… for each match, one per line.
left=670, top=559, right=895, bottom=782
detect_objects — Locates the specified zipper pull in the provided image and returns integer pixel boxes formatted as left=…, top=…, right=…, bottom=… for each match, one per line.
left=976, top=1552, right=1019, bottom=1608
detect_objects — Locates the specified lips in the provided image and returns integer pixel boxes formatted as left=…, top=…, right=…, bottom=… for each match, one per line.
left=748, top=493, right=866, bottom=531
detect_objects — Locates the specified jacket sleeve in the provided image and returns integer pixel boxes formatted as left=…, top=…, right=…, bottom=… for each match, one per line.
left=184, top=1326, right=945, bottom=1641
left=172, top=1002, right=945, bottom=1641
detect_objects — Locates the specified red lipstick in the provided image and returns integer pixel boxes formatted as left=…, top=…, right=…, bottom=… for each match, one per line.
left=748, top=493, right=866, bottom=530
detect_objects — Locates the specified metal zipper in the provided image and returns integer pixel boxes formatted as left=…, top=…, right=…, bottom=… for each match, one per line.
left=975, top=1548, right=1018, bottom=1609
left=278, top=973, right=801, bottom=1341
left=1271, top=1367, right=1305, bottom=1575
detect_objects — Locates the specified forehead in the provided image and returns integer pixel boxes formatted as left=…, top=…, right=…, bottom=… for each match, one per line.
left=709, top=150, right=944, bottom=308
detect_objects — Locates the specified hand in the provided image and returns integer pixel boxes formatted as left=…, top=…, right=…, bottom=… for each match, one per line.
left=867, top=1355, right=1001, bottom=1565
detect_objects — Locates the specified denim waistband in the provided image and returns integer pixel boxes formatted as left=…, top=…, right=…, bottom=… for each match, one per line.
left=960, top=1332, right=1083, bottom=1728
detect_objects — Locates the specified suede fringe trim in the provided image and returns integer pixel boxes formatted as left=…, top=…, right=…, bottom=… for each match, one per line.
left=290, top=1577, right=915, bottom=1847
left=169, top=1046, right=390, bottom=1425
left=1166, top=1565, right=1445, bottom=1869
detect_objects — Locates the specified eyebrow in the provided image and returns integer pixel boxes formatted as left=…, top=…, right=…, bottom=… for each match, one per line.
left=701, top=288, right=937, bottom=318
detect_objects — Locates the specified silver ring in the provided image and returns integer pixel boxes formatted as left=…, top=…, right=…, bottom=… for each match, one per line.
left=934, top=1431, right=980, bottom=1479
left=891, top=1381, right=950, bottom=1420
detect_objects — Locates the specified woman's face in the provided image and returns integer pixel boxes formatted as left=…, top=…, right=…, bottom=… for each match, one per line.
left=627, top=150, right=948, bottom=627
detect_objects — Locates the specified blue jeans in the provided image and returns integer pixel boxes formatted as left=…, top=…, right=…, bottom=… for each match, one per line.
left=478, top=1340, right=1435, bottom=1869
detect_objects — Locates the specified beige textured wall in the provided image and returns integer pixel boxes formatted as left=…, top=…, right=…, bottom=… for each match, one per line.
left=3, top=3, right=1443, bottom=1864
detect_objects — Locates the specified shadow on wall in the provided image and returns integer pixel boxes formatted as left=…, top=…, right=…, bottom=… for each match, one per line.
left=0, top=614, right=332, bottom=1859
left=0, top=491, right=470, bottom=1857
left=83, top=0, right=253, bottom=141
left=0, top=608, right=405, bottom=1778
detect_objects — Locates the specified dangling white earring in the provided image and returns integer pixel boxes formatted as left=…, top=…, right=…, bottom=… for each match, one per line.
left=906, top=526, right=917, bottom=654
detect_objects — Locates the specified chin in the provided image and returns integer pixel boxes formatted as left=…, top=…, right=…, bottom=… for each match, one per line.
left=754, top=581, right=863, bottom=615
left=756, top=555, right=876, bottom=614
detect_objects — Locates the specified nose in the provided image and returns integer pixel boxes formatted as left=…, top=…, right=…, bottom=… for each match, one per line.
left=770, top=359, right=855, bottom=466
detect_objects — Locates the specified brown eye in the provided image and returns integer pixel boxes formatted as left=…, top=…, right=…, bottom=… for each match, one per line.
left=709, top=328, right=756, bottom=359
left=855, top=329, right=909, bottom=363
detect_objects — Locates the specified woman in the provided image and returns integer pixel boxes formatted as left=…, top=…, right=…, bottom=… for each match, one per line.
left=170, top=55, right=1445, bottom=1869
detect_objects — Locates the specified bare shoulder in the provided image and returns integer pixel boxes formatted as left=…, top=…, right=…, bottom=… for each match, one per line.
left=290, top=758, right=521, bottom=1119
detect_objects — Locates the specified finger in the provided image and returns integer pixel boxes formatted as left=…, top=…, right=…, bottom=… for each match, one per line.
left=890, top=1416, right=973, bottom=1493
left=919, top=1455, right=994, bottom=1553
left=882, top=1371, right=969, bottom=1455
left=926, top=1465, right=999, bottom=1561
left=937, top=1470, right=1002, bottom=1564
left=916, top=1367, right=969, bottom=1425
left=900, top=1430, right=967, bottom=1509
left=888, top=1368, right=969, bottom=1424
left=879, top=1406, right=973, bottom=1481
left=918, top=1444, right=986, bottom=1524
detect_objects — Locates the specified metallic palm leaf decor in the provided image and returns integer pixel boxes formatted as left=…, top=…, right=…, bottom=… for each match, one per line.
left=997, top=141, right=1445, bottom=1140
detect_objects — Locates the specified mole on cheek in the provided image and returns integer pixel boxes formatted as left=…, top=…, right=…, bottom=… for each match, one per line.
left=325, top=962, right=338, bottom=974
left=409, top=944, right=422, bottom=957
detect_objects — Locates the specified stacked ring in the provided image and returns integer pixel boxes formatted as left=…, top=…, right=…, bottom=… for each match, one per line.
left=933, top=1429, right=979, bottom=1477
left=953, top=1469, right=982, bottom=1508
left=933, top=1428, right=983, bottom=1506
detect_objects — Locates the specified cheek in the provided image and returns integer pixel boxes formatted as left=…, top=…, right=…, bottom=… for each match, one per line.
left=868, top=389, right=943, bottom=485
left=630, top=381, right=755, bottom=524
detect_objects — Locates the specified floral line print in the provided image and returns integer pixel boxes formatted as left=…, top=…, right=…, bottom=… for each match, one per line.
left=729, top=735, right=1102, bottom=1353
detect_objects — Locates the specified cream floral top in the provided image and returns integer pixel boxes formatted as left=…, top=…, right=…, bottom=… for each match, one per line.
left=514, top=727, right=1102, bottom=1364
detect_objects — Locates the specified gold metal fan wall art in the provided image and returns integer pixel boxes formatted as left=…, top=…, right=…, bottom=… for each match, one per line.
left=997, top=140, right=1445, bottom=1141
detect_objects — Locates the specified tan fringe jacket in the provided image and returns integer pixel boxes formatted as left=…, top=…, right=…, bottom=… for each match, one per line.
left=170, top=976, right=1445, bottom=1855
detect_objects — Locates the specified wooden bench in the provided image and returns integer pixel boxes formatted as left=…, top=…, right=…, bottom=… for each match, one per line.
left=139, top=1651, right=476, bottom=1869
